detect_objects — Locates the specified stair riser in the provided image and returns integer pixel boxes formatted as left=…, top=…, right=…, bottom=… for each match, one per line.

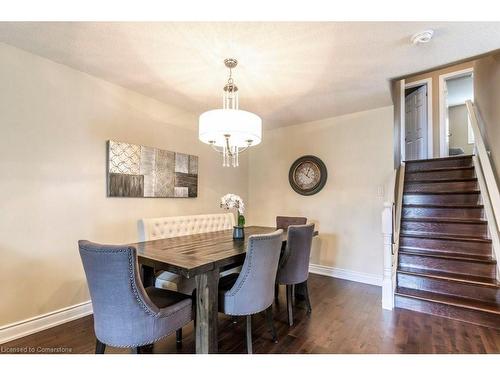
left=402, top=221, right=489, bottom=237
left=405, top=158, right=472, bottom=172
left=404, top=180, right=478, bottom=193
left=398, top=253, right=496, bottom=278
left=403, top=193, right=481, bottom=205
left=402, top=207, right=484, bottom=219
left=397, top=273, right=500, bottom=304
left=400, top=237, right=492, bottom=256
left=395, top=294, right=500, bottom=329
left=405, top=169, right=475, bottom=181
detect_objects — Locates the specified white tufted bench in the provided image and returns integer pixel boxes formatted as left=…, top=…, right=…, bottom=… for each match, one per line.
left=138, top=213, right=237, bottom=294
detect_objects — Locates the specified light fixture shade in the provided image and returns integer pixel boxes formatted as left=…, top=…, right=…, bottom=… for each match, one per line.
left=199, top=109, right=262, bottom=147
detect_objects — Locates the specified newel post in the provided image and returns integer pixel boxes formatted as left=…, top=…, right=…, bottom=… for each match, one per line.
left=382, top=202, right=394, bottom=310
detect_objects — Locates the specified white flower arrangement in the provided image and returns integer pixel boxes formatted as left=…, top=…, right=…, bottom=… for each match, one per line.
left=220, top=193, right=245, bottom=226
left=220, top=193, right=244, bottom=214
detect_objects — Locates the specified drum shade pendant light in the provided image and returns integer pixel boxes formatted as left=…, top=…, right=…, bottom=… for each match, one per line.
left=199, top=58, right=262, bottom=167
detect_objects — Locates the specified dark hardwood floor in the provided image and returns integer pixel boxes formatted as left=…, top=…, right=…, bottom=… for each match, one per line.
left=2, top=274, right=499, bottom=354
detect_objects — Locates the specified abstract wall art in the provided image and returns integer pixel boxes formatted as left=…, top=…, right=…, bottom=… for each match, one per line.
left=107, top=140, right=198, bottom=198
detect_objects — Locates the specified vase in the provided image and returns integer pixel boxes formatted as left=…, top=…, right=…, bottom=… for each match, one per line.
left=233, top=226, right=245, bottom=240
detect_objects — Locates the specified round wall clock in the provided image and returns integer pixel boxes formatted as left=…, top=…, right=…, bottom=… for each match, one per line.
left=289, top=155, right=328, bottom=196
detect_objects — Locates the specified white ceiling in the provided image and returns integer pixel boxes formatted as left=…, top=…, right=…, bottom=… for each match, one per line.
left=447, top=74, right=473, bottom=107
left=0, top=22, right=499, bottom=128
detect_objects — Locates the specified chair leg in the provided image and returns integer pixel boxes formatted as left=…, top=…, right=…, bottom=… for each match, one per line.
left=286, top=284, right=293, bottom=326
left=95, top=339, right=106, bottom=354
left=295, top=282, right=305, bottom=301
left=133, top=344, right=153, bottom=354
left=274, top=282, right=280, bottom=302
left=176, top=328, right=182, bottom=346
left=303, top=280, right=312, bottom=314
left=265, top=306, right=278, bottom=343
left=246, top=315, right=253, bottom=354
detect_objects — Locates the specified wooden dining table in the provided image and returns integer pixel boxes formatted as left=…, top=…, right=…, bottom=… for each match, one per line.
left=129, top=225, right=318, bottom=354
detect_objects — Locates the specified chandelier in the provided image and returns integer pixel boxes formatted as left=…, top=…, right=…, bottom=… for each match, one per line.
left=199, top=58, right=262, bottom=167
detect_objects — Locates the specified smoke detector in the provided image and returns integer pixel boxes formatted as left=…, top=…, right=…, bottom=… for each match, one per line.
left=411, top=30, right=434, bottom=45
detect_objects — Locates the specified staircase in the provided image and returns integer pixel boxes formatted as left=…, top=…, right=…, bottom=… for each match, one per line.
left=394, top=155, right=500, bottom=328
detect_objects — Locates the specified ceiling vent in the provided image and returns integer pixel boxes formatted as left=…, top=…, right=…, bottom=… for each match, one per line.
left=411, top=30, right=434, bottom=45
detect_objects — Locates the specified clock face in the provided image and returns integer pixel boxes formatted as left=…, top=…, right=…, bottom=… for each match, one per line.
left=293, top=161, right=321, bottom=190
left=289, top=156, right=327, bottom=196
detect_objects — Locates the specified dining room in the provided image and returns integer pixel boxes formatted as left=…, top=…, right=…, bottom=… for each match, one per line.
left=0, top=20, right=397, bottom=355
left=1, top=3, right=500, bottom=373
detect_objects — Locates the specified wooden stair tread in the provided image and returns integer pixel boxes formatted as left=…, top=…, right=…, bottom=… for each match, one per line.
left=400, top=231, right=492, bottom=243
left=399, top=248, right=496, bottom=263
left=399, top=246, right=493, bottom=261
left=403, top=203, right=484, bottom=209
left=402, top=217, right=487, bottom=224
left=395, top=287, right=500, bottom=315
left=404, top=190, right=480, bottom=195
left=397, top=266, right=499, bottom=287
left=405, top=166, right=475, bottom=174
left=405, top=178, right=478, bottom=183
left=405, top=155, right=473, bottom=163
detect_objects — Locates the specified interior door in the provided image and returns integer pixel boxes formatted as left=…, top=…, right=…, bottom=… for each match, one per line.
left=405, top=85, right=428, bottom=160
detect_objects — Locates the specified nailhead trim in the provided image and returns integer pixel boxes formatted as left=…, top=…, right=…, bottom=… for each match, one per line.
left=127, top=251, right=158, bottom=317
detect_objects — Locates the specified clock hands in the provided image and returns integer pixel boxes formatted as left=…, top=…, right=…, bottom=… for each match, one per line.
left=305, top=167, right=312, bottom=178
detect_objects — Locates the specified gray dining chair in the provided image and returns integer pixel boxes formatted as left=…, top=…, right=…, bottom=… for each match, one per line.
left=276, top=223, right=315, bottom=326
left=275, top=216, right=308, bottom=300
left=218, top=229, right=283, bottom=354
left=78, top=240, right=193, bottom=354
left=276, top=216, right=307, bottom=230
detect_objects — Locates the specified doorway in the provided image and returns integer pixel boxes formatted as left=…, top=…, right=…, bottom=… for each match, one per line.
left=439, top=68, right=474, bottom=157
left=403, top=79, right=432, bottom=161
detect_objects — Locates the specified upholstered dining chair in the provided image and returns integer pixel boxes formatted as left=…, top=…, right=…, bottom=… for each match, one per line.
left=276, top=223, right=315, bottom=326
left=276, top=216, right=307, bottom=230
left=274, top=216, right=307, bottom=300
left=78, top=240, right=193, bottom=354
left=218, top=230, right=283, bottom=354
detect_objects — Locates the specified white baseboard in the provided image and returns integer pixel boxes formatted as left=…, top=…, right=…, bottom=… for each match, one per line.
left=309, top=263, right=382, bottom=286
left=0, top=301, right=93, bottom=344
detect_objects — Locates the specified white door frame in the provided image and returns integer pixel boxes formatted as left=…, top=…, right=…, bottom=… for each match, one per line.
left=438, top=67, right=474, bottom=157
left=399, top=79, right=406, bottom=163
left=402, top=78, right=433, bottom=160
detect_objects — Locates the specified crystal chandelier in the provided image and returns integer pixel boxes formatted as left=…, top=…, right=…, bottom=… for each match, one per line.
left=199, top=58, right=262, bottom=167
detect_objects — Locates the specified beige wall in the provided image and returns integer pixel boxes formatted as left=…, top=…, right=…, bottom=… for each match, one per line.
left=406, top=61, right=474, bottom=157
left=247, top=106, right=394, bottom=280
left=449, top=104, right=474, bottom=155
left=473, top=53, right=500, bottom=179
left=0, top=43, right=249, bottom=326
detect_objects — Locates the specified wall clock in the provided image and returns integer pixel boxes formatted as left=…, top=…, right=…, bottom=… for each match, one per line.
left=289, top=155, right=328, bottom=196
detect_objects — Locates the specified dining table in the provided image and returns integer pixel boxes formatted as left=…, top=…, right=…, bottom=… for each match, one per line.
left=129, top=225, right=318, bottom=354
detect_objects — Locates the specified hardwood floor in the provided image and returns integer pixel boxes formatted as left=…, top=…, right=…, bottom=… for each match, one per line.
left=2, top=274, right=499, bottom=354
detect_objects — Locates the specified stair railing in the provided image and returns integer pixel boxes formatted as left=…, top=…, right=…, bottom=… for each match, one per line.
left=382, top=162, right=405, bottom=310
left=466, top=100, right=500, bottom=275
